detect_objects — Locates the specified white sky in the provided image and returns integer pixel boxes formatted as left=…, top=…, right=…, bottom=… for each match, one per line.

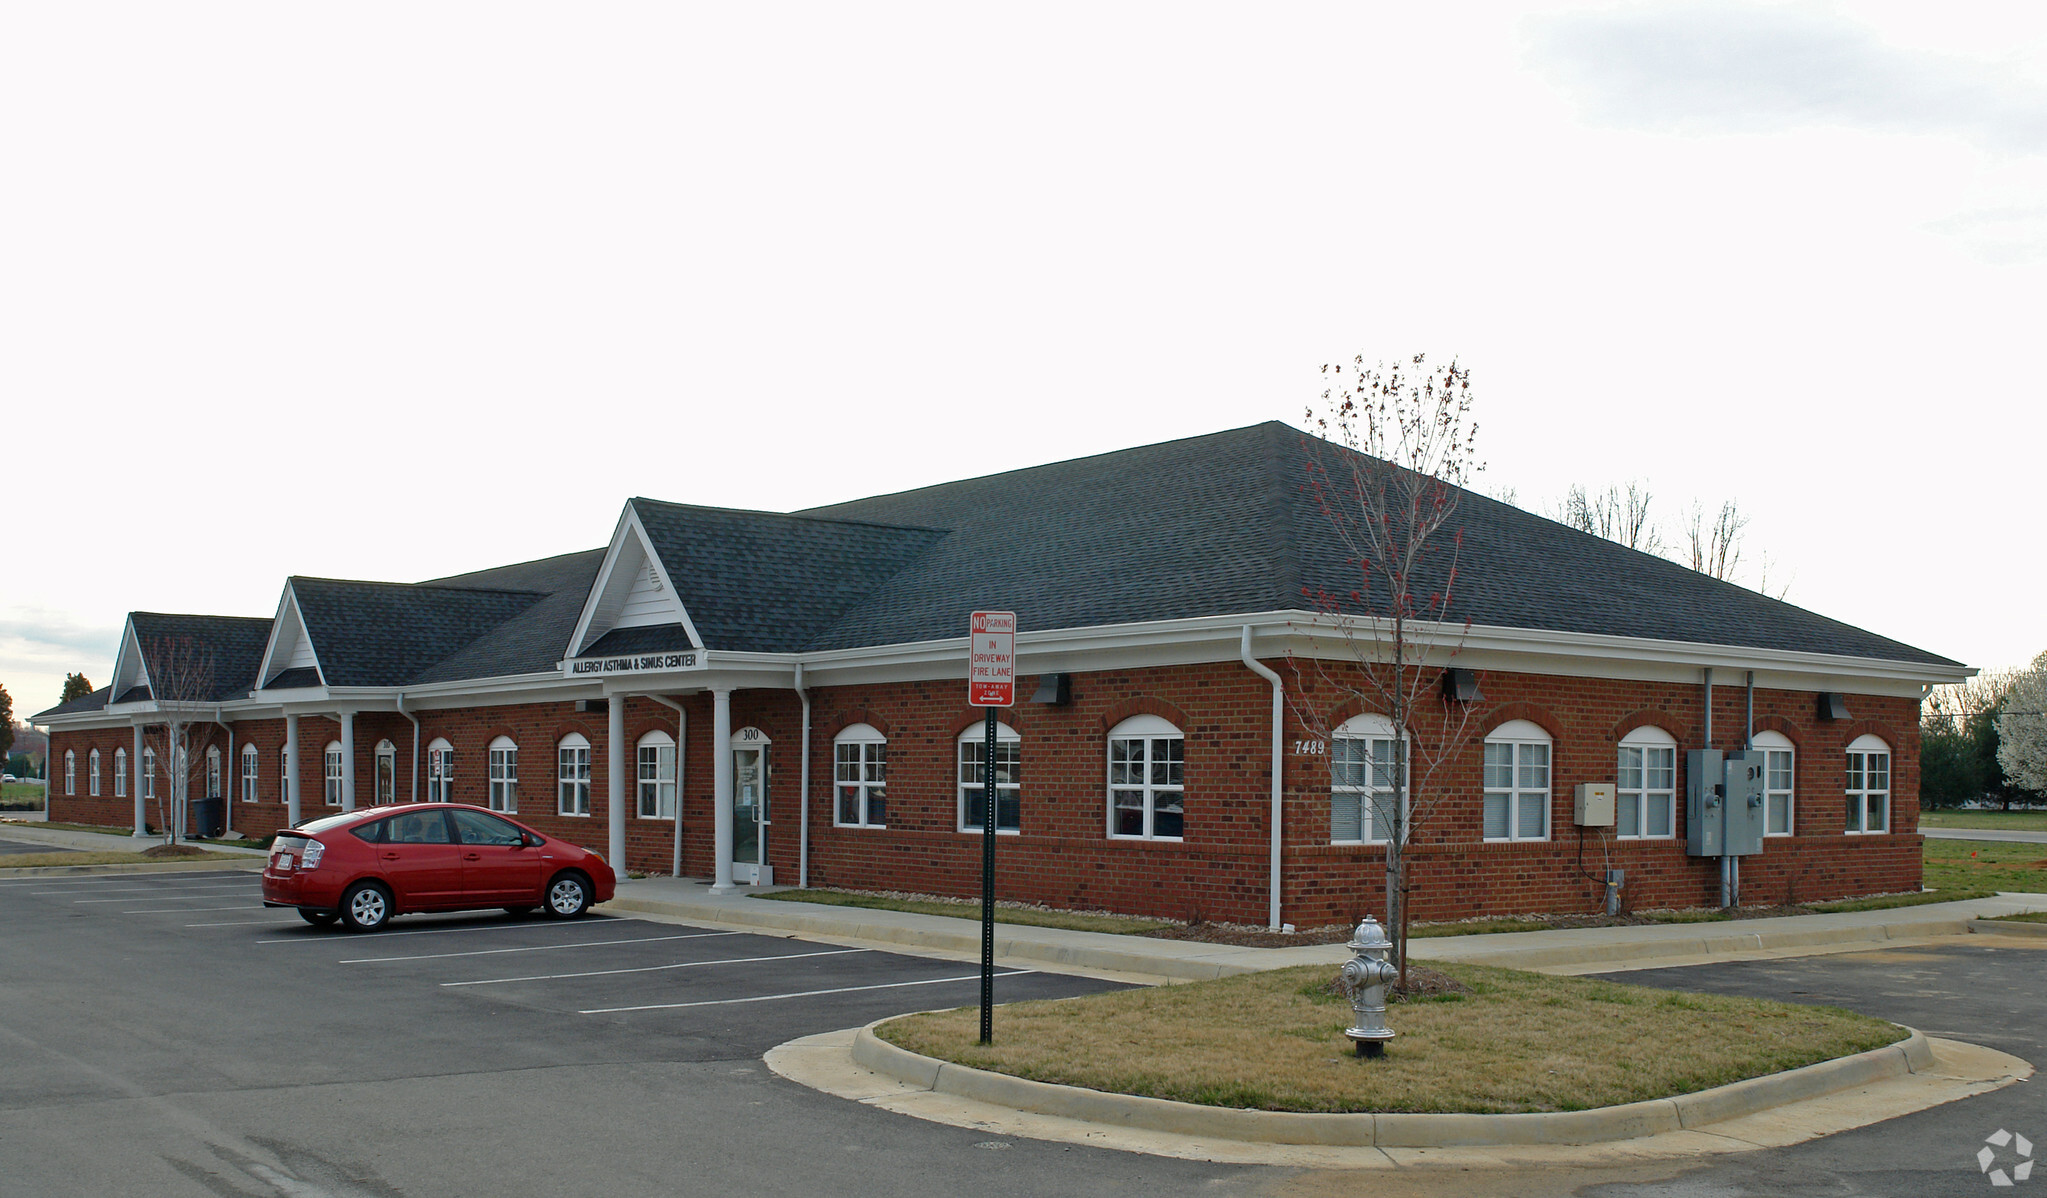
left=5, top=1, right=2044, bottom=721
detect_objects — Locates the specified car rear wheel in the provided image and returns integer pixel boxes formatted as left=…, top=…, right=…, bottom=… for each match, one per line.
left=339, top=882, right=393, bottom=932
left=298, top=909, right=338, bottom=927
left=543, top=872, right=592, bottom=919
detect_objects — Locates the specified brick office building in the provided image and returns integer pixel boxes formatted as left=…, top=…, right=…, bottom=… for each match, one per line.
left=33, top=423, right=1968, bottom=926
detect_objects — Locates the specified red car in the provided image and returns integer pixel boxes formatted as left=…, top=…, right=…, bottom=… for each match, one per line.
left=262, top=803, right=617, bottom=931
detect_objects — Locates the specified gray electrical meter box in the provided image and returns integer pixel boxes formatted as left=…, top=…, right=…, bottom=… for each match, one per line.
left=1688, top=749, right=1767, bottom=858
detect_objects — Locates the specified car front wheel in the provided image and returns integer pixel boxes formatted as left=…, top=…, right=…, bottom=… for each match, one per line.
left=339, top=882, right=393, bottom=932
left=544, top=872, right=592, bottom=919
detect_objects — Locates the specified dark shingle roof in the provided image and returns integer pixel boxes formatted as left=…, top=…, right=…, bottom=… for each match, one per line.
left=797, top=422, right=1957, bottom=667
left=33, top=686, right=112, bottom=721
left=130, top=613, right=275, bottom=703
left=410, top=549, right=606, bottom=682
left=264, top=667, right=322, bottom=690
left=631, top=500, right=947, bottom=653
left=579, top=625, right=698, bottom=657
left=289, top=579, right=549, bottom=687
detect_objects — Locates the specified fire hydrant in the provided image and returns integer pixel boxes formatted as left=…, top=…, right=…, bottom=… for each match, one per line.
left=1339, top=915, right=1399, bottom=1058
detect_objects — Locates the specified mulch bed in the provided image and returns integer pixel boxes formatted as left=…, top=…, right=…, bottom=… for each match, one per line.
left=140, top=843, right=214, bottom=859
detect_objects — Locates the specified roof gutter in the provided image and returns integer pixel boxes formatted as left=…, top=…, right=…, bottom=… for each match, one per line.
left=1240, top=625, right=1284, bottom=932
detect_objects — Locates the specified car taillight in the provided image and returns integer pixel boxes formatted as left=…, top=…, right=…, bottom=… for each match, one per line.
left=300, top=840, right=326, bottom=870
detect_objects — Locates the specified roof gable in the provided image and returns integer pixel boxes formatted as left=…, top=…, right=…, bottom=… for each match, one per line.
left=256, top=587, right=326, bottom=689
left=567, top=509, right=702, bottom=657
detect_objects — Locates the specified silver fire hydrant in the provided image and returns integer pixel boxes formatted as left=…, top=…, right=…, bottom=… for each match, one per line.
left=1339, top=915, right=1399, bottom=1058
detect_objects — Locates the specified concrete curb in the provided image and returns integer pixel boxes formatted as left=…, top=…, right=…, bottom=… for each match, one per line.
left=849, top=1024, right=1932, bottom=1148
left=0, top=859, right=266, bottom=878
left=1971, top=918, right=2047, bottom=938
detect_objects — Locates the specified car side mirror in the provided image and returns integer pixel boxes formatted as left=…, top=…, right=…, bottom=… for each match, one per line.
left=522, top=834, right=543, bottom=848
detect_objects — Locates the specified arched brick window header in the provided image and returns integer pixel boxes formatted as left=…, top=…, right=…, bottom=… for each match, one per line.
left=953, top=709, right=1028, bottom=739
left=1839, top=717, right=1903, bottom=751
left=1098, top=696, right=1191, bottom=735
left=1324, top=695, right=1390, bottom=732
left=823, top=708, right=892, bottom=740
left=1475, top=701, right=1563, bottom=744
left=1749, top=714, right=1802, bottom=749
left=1611, top=708, right=1682, bottom=743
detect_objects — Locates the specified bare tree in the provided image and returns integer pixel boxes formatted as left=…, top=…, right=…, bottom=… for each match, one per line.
left=1296, top=353, right=1487, bottom=984
left=140, top=636, right=220, bottom=845
left=1684, top=499, right=1748, bottom=582
left=1554, top=481, right=1662, bottom=554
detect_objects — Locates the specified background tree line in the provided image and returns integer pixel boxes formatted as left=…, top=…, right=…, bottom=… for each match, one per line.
left=1923, top=652, right=2047, bottom=809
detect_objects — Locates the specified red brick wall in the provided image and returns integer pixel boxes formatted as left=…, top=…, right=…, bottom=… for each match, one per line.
left=43, top=661, right=1923, bottom=924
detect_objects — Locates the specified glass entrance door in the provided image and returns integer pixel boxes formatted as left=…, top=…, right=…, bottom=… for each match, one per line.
left=731, top=740, right=768, bottom=883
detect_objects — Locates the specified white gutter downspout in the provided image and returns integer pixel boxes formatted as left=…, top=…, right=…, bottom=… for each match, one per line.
left=649, top=695, right=688, bottom=878
left=218, top=708, right=233, bottom=838
left=1240, top=625, right=1284, bottom=932
left=397, top=693, right=420, bottom=804
left=794, top=662, right=811, bottom=889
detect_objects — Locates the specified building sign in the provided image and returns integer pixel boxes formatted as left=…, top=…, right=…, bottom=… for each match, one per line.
left=968, top=611, right=1016, bottom=707
left=568, top=650, right=704, bottom=676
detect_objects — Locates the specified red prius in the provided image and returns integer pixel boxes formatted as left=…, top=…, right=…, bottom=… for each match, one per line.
left=262, top=803, right=617, bottom=932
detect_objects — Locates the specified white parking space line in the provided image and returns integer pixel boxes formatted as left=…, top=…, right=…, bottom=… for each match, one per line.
left=581, top=970, right=1037, bottom=1015
left=123, top=905, right=264, bottom=914
left=187, top=919, right=303, bottom=927
left=0, top=873, right=256, bottom=888
left=255, top=918, right=631, bottom=945
left=443, top=947, right=869, bottom=987
left=342, top=931, right=741, bottom=964
left=74, top=889, right=255, bottom=902
left=37, top=884, right=258, bottom=895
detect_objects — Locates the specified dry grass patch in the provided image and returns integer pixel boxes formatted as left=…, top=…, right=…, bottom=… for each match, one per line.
left=756, top=888, right=1175, bottom=936
left=0, top=848, right=238, bottom=869
left=878, top=962, right=1903, bottom=1114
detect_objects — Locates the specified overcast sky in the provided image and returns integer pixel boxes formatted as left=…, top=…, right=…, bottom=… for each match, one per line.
left=5, top=1, right=2043, bottom=722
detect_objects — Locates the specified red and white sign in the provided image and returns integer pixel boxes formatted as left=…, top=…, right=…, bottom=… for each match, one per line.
left=968, top=611, right=1016, bottom=707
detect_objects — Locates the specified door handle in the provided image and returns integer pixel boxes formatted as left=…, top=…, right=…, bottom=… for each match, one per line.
left=382, top=852, right=400, bottom=860
left=463, top=853, right=481, bottom=861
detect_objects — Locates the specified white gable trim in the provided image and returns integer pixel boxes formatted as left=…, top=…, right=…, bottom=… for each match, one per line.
left=108, top=618, right=150, bottom=702
left=565, top=503, right=704, bottom=657
left=253, top=585, right=328, bottom=689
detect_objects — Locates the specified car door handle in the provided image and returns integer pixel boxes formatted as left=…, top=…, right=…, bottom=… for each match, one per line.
left=381, top=852, right=400, bottom=860
left=463, top=853, right=481, bottom=861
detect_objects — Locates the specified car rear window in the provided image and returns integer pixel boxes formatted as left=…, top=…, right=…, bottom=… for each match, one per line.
left=351, top=821, right=385, bottom=845
left=293, top=811, right=366, bottom=835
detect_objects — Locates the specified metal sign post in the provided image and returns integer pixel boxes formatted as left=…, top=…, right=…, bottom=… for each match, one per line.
left=969, top=610, right=1015, bottom=1045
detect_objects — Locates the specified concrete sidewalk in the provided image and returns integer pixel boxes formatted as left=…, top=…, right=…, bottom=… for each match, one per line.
left=0, top=819, right=270, bottom=857
left=601, top=873, right=2047, bottom=980
left=1923, top=826, right=2047, bottom=844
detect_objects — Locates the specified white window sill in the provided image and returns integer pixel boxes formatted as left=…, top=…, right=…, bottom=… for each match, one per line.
left=1108, top=834, right=1185, bottom=843
left=960, top=827, right=1021, bottom=836
left=834, top=822, right=887, bottom=830
left=1482, top=836, right=1550, bottom=844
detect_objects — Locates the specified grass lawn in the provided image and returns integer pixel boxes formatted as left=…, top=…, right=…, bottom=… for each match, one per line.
left=1920, top=809, right=2047, bottom=832
left=0, top=782, right=48, bottom=810
left=0, top=847, right=242, bottom=868
left=1922, top=838, right=2047, bottom=894
left=879, top=962, right=1904, bottom=1114
left=757, top=888, right=1176, bottom=936
left=2, top=820, right=138, bottom=837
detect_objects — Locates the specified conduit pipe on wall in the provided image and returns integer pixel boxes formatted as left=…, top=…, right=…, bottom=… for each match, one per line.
left=1240, top=625, right=1285, bottom=932
left=649, top=694, right=688, bottom=878
left=396, top=694, right=420, bottom=804
left=794, top=663, right=811, bottom=890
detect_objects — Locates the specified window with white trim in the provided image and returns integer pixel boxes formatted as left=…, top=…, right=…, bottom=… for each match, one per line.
left=1753, top=730, right=1795, bottom=836
left=834, top=723, right=887, bottom=828
left=557, top=732, right=591, bottom=816
left=205, top=747, right=222, bottom=800
left=1483, top=719, right=1550, bottom=841
left=637, top=730, right=677, bottom=819
left=426, top=738, right=453, bottom=802
left=278, top=746, right=290, bottom=803
left=323, top=742, right=343, bottom=807
left=115, top=748, right=127, bottom=798
left=1108, top=714, right=1184, bottom=840
left=241, top=744, right=259, bottom=802
left=64, top=751, right=75, bottom=796
left=488, top=736, right=518, bottom=813
left=1615, top=726, right=1676, bottom=839
left=89, top=749, right=101, bottom=797
left=1331, top=714, right=1406, bottom=844
left=958, top=722, right=1020, bottom=833
left=143, top=747, right=157, bottom=801
left=374, top=740, right=396, bottom=804
left=1845, top=734, right=1890, bottom=834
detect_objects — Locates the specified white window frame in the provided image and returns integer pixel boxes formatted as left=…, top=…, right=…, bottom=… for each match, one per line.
left=278, top=746, right=290, bottom=803
left=323, top=742, right=343, bottom=807
left=1754, top=730, right=1795, bottom=836
left=1615, top=726, right=1677, bottom=840
left=1483, top=719, right=1550, bottom=842
left=1331, top=714, right=1407, bottom=845
left=958, top=722, right=1020, bottom=834
left=426, top=738, right=454, bottom=803
left=205, top=746, right=222, bottom=800
left=241, top=744, right=259, bottom=803
left=833, top=723, right=888, bottom=829
left=557, top=732, right=591, bottom=817
left=64, top=750, right=75, bottom=796
left=1845, top=733, right=1891, bottom=835
left=637, top=730, right=677, bottom=820
left=487, top=736, right=518, bottom=813
left=89, top=748, right=101, bottom=797
left=115, top=748, right=127, bottom=798
left=143, top=747, right=157, bottom=801
left=1108, top=714, right=1185, bottom=841
left=373, top=740, right=396, bottom=805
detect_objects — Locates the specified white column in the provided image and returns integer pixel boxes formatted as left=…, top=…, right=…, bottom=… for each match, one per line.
left=131, top=723, right=146, bottom=837
left=285, top=713, right=301, bottom=826
left=339, top=711, right=356, bottom=812
left=608, top=694, right=627, bottom=873
left=709, top=688, right=736, bottom=893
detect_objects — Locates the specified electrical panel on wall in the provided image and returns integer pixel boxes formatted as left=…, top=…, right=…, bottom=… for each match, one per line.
left=1687, top=749, right=1768, bottom=858
left=1574, top=782, right=1615, bottom=827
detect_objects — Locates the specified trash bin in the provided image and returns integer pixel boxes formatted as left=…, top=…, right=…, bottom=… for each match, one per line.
left=192, top=797, right=225, bottom=838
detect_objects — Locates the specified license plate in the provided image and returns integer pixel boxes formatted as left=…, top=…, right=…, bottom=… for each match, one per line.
left=275, top=852, right=293, bottom=871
